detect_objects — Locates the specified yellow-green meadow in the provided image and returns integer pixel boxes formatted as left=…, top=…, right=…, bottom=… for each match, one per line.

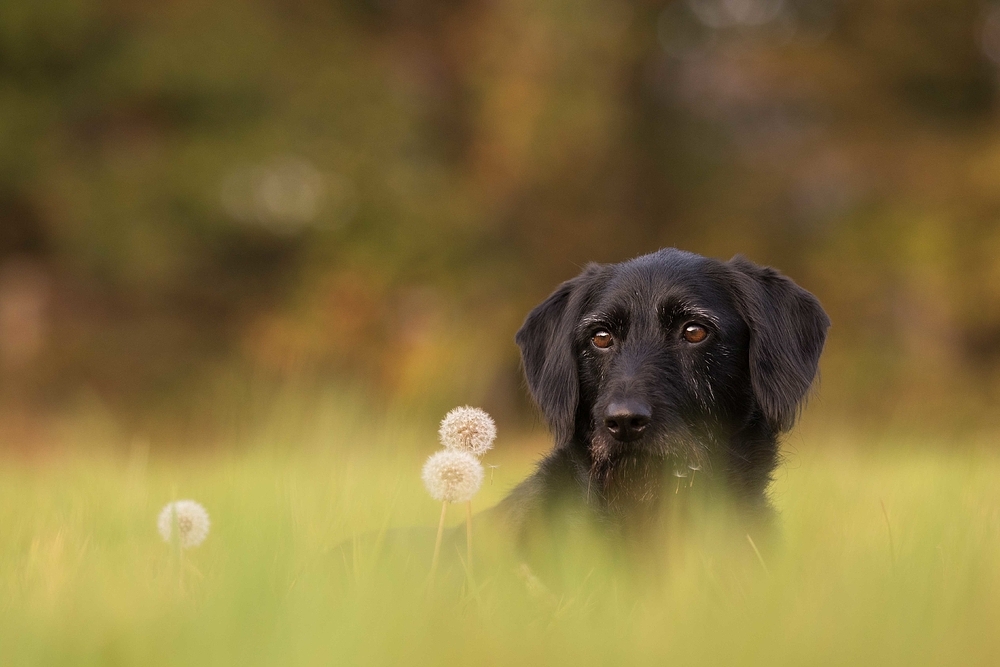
left=1, top=401, right=998, bottom=666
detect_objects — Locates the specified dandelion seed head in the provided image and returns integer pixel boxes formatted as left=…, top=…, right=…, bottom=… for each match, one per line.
left=422, top=450, right=484, bottom=502
left=157, top=500, right=211, bottom=549
left=438, top=406, right=496, bottom=457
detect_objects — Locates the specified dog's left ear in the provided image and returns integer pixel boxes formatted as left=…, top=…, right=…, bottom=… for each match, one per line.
left=516, top=263, right=607, bottom=445
left=727, top=255, right=831, bottom=432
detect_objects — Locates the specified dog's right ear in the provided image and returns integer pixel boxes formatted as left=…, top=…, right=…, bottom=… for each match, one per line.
left=516, top=263, right=606, bottom=445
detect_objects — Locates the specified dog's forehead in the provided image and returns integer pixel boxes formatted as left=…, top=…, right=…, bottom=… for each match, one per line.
left=597, top=249, right=730, bottom=308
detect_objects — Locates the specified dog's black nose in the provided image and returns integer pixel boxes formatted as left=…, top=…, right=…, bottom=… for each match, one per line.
left=603, top=401, right=652, bottom=442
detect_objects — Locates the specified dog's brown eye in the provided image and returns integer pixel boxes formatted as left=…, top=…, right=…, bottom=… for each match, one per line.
left=592, top=331, right=614, bottom=349
left=682, top=324, right=708, bottom=343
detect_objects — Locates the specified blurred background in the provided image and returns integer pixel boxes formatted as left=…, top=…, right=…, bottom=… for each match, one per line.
left=3, top=0, right=1000, bottom=451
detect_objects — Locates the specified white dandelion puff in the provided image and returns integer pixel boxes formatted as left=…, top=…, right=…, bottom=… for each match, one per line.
left=422, top=449, right=484, bottom=503
left=438, top=406, right=497, bottom=457
left=157, top=500, right=211, bottom=549
left=673, top=468, right=688, bottom=494
left=688, top=462, right=702, bottom=488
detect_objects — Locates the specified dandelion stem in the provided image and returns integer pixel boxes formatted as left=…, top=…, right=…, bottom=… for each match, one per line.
left=746, top=533, right=770, bottom=576
left=429, top=500, right=449, bottom=585
left=880, top=499, right=896, bottom=570
left=171, top=505, right=185, bottom=593
left=465, top=500, right=474, bottom=582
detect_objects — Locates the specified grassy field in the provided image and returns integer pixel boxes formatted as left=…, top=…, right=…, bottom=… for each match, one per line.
left=2, top=403, right=999, bottom=666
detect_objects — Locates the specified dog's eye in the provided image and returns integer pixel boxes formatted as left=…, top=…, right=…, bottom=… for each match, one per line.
left=682, top=323, right=708, bottom=344
left=592, top=331, right=614, bottom=349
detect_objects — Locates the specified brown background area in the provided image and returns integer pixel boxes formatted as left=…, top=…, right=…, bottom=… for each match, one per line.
left=3, top=0, right=1000, bottom=447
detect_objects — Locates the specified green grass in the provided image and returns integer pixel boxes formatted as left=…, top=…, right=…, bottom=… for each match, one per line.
left=2, top=411, right=999, bottom=666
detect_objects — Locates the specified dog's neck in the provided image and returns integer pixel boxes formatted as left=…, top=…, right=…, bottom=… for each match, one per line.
left=590, top=451, right=662, bottom=504
left=580, top=430, right=744, bottom=530
left=588, top=452, right=668, bottom=532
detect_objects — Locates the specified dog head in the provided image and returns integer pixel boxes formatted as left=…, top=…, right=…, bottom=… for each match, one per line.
left=516, top=249, right=830, bottom=472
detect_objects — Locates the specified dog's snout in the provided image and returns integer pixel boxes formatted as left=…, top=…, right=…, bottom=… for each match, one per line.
left=603, top=400, right=652, bottom=442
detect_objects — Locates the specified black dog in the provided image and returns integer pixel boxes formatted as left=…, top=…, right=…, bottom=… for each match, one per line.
left=495, top=249, right=829, bottom=555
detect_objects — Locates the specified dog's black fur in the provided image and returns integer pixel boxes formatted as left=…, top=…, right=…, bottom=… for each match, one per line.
left=495, top=249, right=829, bottom=554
